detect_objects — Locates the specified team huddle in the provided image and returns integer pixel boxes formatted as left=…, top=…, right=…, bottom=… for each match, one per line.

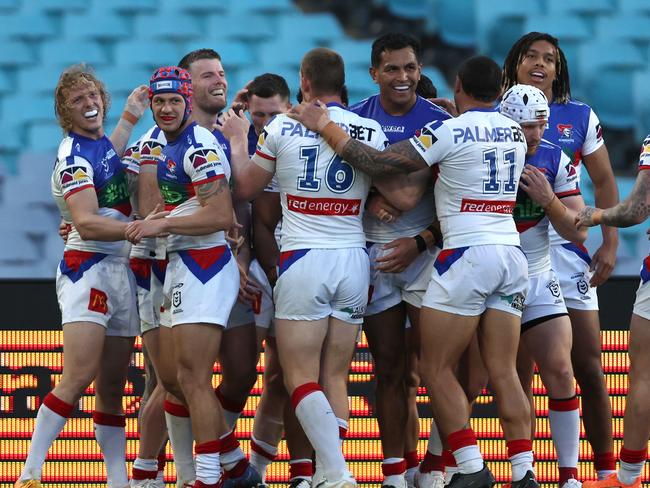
left=14, top=30, right=650, bottom=488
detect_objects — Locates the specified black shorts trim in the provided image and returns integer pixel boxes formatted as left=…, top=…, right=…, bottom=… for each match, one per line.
left=521, top=312, right=568, bottom=333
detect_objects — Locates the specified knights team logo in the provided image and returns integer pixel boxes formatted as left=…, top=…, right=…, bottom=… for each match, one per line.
left=547, top=278, right=561, bottom=298
left=557, top=124, right=573, bottom=141
left=166, top=159, right=176, bottom=173
left=577, top=279, right=589, bottom=296
left=172, top=290, right=182, bottom=308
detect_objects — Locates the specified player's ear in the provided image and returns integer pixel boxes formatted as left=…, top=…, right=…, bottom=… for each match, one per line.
left=454, top=76, right=461, bottom=95
left=369, top=66, right=378, bottom=83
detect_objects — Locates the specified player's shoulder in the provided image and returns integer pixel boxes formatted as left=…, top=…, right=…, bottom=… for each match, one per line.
left=552, top=98, right=592, bottom=118
left=415, top=96, right=452, bottom=120
left=139, top=125, right=167, bottom=145
left=57, top=133, right=101, bottom=165
left=348, top=95, right=378, bottom=116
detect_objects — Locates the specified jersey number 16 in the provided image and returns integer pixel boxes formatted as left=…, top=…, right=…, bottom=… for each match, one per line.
left=297, top=145, right=355, bottom=193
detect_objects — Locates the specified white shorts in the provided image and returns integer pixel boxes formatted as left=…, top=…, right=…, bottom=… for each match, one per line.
left=550, top=243, right=599, bottom=311
left=521, top=269, right=568, bottom=330
left=162, top=246, right=239, bottom=327
left=366, top=242, right=439, bottom=316
left=228, top=259, right=274, bottom=330
left=422, top=245, right=528, bottom=317
left=633, top=258, right=650, bottom=320
left=130, top=257, right=168, bottom=334
left=274, top=248, right=370, bottom=324
left=56, top=251, right=139, bottom=337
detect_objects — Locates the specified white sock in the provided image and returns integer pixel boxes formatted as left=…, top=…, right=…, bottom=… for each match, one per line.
left=383, top=457, right=406, bottom=486
left=132, top=457, right=158, bottom=480
left=19, top=394, right=71, bottom=481
left=292, top=384, right=346, bottom=481
left=219, top=429, right=246, bottom=471
left=453, top=446, right=483, bottom=475
left=510, top=451, right=534, bottom=482
left=93, top=412, right=128, bottom=488
left=195, top=444, right=221, bottom=485
left=164, top=402, right=195, bottom=483
left=250, top=435, right=277, bottom=482
left=618, top=446, right=647, bottom=485
left=548, top=398, right=579, bottom=470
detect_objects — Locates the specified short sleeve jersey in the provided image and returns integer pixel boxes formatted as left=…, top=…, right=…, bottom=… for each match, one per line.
left=409, top=108, right=527, bottom=249
left=124, top=126, right=168, bottom=259
left=253, top=103, right=388, bottom=251
left=514, top=140, right=580, bottom=275
left=545, top=99, right=604, bottom=245
left=52, top=133, right=132, bottom=256
left=350, top=95, right=451, bottom=243
left=638, top=134, right=650, bottom=171
left=157, top=122, right=231, bottom=252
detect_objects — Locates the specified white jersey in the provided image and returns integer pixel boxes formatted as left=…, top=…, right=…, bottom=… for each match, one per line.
left=252, top=103, right=388, bottom=251
left=123, top=126, right=168, bottom=259
left=157, top=123, right=231, bottom=252
left=51, top=132, right=132, bottom=256
left=409, top=108, right=527, bottom=249
left=515, top=140, right=580, bottom=275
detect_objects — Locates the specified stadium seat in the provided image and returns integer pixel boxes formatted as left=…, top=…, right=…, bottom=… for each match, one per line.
left=26, top=122, right=63, bottom=153
left=40, top=40, right=109, bottom=67
left=0, top=12, right=56, bottom=40
left=0, top=123, right=22, bottom=153
left=159, top=0, right=229, bottom=15
left=0, top=41, right=32, bottom=67
left=577, top=41, right=644, bottom=128
left=62, top=11, right=130, bottom=41
left=229, top=0, right=296, bottom=15
left=433, top=0, right=476, bottom=48
left=632, top=70, right=650, bottom=141
left=545, top=0, right=614, bottom=16
left=595, top=14, right=650, bottom=45
left=17, top=66, right=65, bottom=96
left=89, top=0, right=157, bottom=14
left=475, top=0, right=543, bottom=60
left=0, top=0, right=18, bottom=11
left=0, top=230, right=39, bottom=262
left=618, top=0, right=650, bottom=14
left=37, top=0, right=87, bottom=12
left=345, top=66, right=377, bottom=105
left=113, top=40, right=183, bottom=69
left=258, top=39, right=316, bottom=72
left=133, top=13, right=203, bottom=42
left=276, top=13, right=345, bottom=44
left=202, top=13, right=275, bottom=42
left=330, top=39, right=372, bottom=69
left=422, top=67, right=452, bottom=99
left=2, top=94, right=53, bottom=124
left=183, top=40, right=255, bottom=69
left=386, top=0, right=435, bottom=20
left=96, top=66, right=150, bottom=96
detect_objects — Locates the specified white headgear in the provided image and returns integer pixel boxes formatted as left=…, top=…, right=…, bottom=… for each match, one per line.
left=500, top=84, right=549, bottom=124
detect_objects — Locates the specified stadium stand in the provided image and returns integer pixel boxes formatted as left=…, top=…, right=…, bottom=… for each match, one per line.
left=0, top=0, right=646, bottom=279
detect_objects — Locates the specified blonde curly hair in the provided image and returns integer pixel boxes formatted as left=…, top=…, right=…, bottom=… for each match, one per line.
left=54, top=64, right=110, bottom=132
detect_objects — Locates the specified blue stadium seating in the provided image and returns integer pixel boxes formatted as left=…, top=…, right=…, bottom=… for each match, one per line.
left=89, top=0, right=157, bottom=14
left=421, top=67, right=452, bottom=99
left=618, top=0, right=650, bottom=14
left=2, top=94, right=54, bottom=124
left=386, top=0, right=435, bottom=20
left=595, top=14, right=650, bottom=45
left=432, top=0, right=476, bottom=47
left=133, top=13, right=203, bottom=42
left=476, top=0, right=542, bottom=60
left=228, top=0, right=296, bottom=15
left=0, top=12, right=55, bottom=40
left=545, top=0, right=614, bottom=17
left=276, top=13, right=344, bottom=44
left=633, top=70, right=650, bottom=141
left=331, top=39, right=373, bottom=69
left=578, top=41, right=644, bottom=128
left=37, top=0, right=87, bottom=12
left=203, top=14, right=276, bottom=42
left=26, top=122, right=66, bottom=152
left=184, top=40, right=256, bottom=69
left=0, top=40, right=32, bottom=67
left=40, top=40, right=109, bottom=67
left=62, top=12, right=131, bottom=41
left=113, top=40, right=183, bottom=69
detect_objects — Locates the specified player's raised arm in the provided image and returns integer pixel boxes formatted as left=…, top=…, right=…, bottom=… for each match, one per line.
left=576, top=171, right=650, bottom=228
left=288, top=101, right=428, bottom=176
